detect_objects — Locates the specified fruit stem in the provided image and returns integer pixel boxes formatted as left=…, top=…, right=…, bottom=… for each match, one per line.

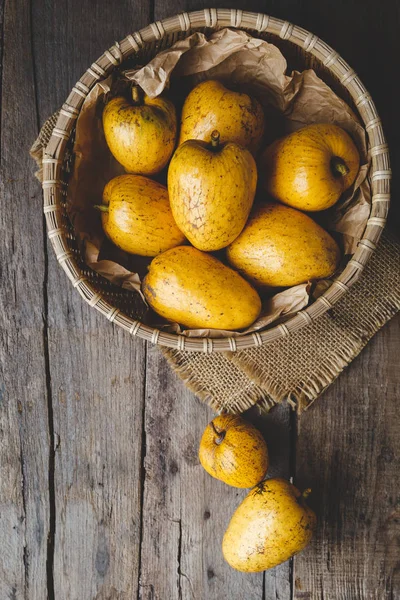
left=131, top=85, right=142, bottom=105
left=94, top=204, right=109, bottom=213
left=211, top=130, right=220, bottom=149
left=331, top=156, right=350, bottom=177
left=210, top=420, right=226, bottom=445
left=302, top=488, right=312, bottom=500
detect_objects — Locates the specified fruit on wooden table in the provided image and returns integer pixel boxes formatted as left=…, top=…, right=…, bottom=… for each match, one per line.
left=168, top=130, right=257, bottom=251
left=226, top=202, right=340, bottom=287
left=222, top=478, right=316, bottom=572
left=97, top=174, right=185, bottom=256
left=103, top=86, right=177, bottom=175
left=261, top=123, right=360, bottom=211
left=199, top=415, right=269, bottom=488
left=142, top=246, right=261, bottom=330
left=179, top=80, right=265, bottom=154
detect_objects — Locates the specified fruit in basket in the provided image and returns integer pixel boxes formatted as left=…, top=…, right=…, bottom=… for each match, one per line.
left=226, top=203, right=340, bottom=287
left=142, top=246, right=261, bottom=330
left=179, top=80, right=265, bottom=154
left=103, top=86, right=177, bottom=175
left=260, top=123, right=360, bottom=211
left=199, top=415, right=269, bottom=488
left=168, top=131, right=257, bottom=251
left=96, top=174, right=185, bottom=256
left=222, top=478, right=316, bottom=572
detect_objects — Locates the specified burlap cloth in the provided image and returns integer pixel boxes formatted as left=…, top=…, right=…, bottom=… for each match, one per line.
left=31, top=115, right=400, bottom=414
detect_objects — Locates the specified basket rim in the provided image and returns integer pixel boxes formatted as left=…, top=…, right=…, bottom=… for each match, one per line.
left=42, top=8, right=391, bottom=353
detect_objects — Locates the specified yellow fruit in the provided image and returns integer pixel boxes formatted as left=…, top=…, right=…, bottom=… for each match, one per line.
left=199, top=415, right=269, bottom=488
left=179, top=80, right=265, bottom=154
left=98, top=174, right=185, bottom=256
left=168, top=131, right=257, bottom=251
left=142, top=246, right=261, bottom=330
left=222, top=478, right=316, bottom=572
left=261, top=123, right=360, bottom=211
left=103, top=86, right=177, bottom=175
left=226, top=203, right=340, bottom=287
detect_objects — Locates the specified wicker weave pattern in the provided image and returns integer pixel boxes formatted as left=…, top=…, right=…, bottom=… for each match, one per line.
left=42, top=9, right=391, bottom=352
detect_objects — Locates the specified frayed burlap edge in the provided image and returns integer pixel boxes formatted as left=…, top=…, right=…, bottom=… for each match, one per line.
left=231, top=297, right=399, bottom=414
left=161, top=347, right=277, bottom=414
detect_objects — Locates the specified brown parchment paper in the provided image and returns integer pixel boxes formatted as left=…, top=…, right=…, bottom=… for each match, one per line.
left=67, top=27, right=370, bottom=336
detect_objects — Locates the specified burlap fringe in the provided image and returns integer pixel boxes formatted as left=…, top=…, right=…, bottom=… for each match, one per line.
left=161, top=348, right=277, bottom=414
left=232, top=292, right=400, bottom=414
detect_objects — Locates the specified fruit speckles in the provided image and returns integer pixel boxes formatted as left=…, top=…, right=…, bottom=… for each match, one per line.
left=168, top=136, right=257, bottom=251
left=223, top=478, right=316, bottom=572
left=142, top=246, right=261, bottom=330
left=261, top=123, right=360, bottom=211
left=227, top=202, right=340, bottom=287
left=103, top=91, right=177, bottom=175
left=100, top=175, right=185, bottom=257
left=199, top=415, right=269, bottom=488
left=179, top=80, right=265, bottom=154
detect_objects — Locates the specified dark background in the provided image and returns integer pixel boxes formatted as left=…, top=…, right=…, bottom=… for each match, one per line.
left=0, top=2, right=399, bottom=599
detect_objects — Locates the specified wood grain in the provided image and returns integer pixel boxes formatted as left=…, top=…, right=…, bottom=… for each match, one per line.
left=0, top=1, right=50, bottom=598
left=248, top=403, right=293, bottom=599
left=0, top=1, right=397, bottom=599
left=294, top=315, right=400, bottom=600
left=139, top=347, right=268, bottom=600
left=30, top=0, right=151, bottom=597
left=47, top=315, right=147, bottom=599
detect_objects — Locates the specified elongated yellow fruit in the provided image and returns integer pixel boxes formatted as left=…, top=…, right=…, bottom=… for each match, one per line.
left=226, top=202, right=340, bottom=287
left=142, top=246, right=261, bottom=330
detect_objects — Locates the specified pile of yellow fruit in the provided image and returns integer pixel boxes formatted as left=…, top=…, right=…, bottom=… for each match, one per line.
left=98, top=79, right=360, bottom=331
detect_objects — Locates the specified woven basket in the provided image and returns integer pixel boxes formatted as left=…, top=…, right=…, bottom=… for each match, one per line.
left=42, top=8, right=391, bottom=353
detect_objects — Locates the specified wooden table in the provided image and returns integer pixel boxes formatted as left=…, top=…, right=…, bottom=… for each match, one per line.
left=1, top=1, right=399, bottom=598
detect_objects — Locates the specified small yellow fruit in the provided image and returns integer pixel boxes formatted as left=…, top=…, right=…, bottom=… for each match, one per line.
left=168, top=131, right=257, bottom=251
left=226, top=203, right=340, bottom=287
left=223, top=478, right=316, bottom=572
left=142, top=246, right=261, bottom=330
left=261, top=123, right=360, bottom=211
left=179, top=80, right=265, bottom=154
left=98, top=174, right=185, bottom=256
left=199, top=415, right=269, bottom=488
left=103, top=86, right=177, bottom=175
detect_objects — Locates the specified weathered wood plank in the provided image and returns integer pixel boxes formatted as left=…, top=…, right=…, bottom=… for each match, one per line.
left=31, top=1, right=151, bottom=597
left=47, top=316, right=147, bottom=600
left=139, top=357, right=294, bottom=600
left=253, top=404, right=292, bottom=599
left=294, top=315, right=400, bottom=600
left=0, top=1, right=50, bottom=598
left=139, top=346, right=267, bottom=600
